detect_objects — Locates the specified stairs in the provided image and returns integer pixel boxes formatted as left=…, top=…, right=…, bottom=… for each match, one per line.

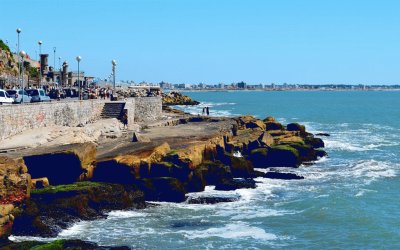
left=101, top=102, right=126, bottom=121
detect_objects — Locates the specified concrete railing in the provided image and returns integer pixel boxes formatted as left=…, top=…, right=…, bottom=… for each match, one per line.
left=0, top=97, right=162, bottom=140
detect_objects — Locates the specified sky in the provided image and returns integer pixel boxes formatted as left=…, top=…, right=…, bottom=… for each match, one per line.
left=1, top=0, right=399, bottom=85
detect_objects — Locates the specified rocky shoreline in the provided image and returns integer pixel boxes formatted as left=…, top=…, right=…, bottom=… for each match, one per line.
left=0, top=108, right=326, bottom=249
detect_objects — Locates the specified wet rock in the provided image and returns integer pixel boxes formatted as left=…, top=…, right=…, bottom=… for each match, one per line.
left=186, top=196, right=239, bottom=204
left=218, top=153, right=254, bottom=178
left=316, top=133, right=330, bottom=137
left=136, top=177, right=186, bottom=202
left=12, top=182, right=145, bottom=237
left=249, top=145, right=301, bottom=168
left=264, top=172, right=304, bottom=180
left=215, top=178, right=256, bottom=191
left=316, top=149, right=328, bottom=158
left=305, top=136, right=325, bottom=148
left=0, top=239, right=130, bottom=250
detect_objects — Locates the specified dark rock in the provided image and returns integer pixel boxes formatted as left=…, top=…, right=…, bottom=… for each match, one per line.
left=135, top=177, right=186, bottom=202
left=197, top=161, right=233, bottom=185
left=315, top=133, right=330, bottom=137
left=289, top=143, right=317, bottom=162
left=215, top=178, right=256, bottom=191
left=264, top=121, right=284, bottom=131
left=12, top=182, right=145, bottom=237
left=287, top=123, right=306, bottom=136
left=0, top=239, right=130, bottom=250
left=185, top=169, right=206, bottom=193
left=250, top=145, right=301, bottom=168
left=186, top=196, right=239, bottom=204
left=264, top=172, right=304, bottom=180
left=316, top=149, right=328, bottom=158
left=92, top=160, right=136, bottom=185
left=249, top=148, right=268, bottom=168
left=305, top=136, right=325, bottom=148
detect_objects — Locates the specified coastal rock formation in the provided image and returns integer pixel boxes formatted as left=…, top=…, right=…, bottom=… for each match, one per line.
left=0, top=156, right=31, bottom=240
left=162, top=91, right=200, bottom=105
left=6, top=112, right=327, bottom=240
left=12, top=182, right=145, bottom=237
left=23, top=142, right=96, bottom=186
left=1, top=239, right=130, bottom=249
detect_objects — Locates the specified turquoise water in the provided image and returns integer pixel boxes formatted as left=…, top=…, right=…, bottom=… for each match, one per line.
left=13, top=91, right=400, bottom=249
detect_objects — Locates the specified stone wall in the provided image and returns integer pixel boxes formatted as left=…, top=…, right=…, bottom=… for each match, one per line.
left=134, top=97, right=162, bottom=122
left=0, top=100, right=105, bottom=140
left=0, top=97, right=162, bottom=140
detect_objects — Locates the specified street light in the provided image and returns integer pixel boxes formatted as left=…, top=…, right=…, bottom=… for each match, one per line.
left=53, top=47, right=56, bottom=87
left=76, top=56, right=82, bottom=100
left=38, top=40, right=42, bottom=88
left=19, top=51, right=26, bottom=102
left=16, top=28, right=21, bottom=88
left=112, top=59, right=117, bottom=92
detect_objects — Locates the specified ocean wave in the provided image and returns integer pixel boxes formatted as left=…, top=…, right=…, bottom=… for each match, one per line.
left=179, top=221, right=278, bottom=241
left=350, top=160, right=397, bottom=184
left=107, top=210, right=149, bottom=219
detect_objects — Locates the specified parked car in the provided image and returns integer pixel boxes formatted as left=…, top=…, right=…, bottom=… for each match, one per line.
left=0, top=89, right=14, bottom=105
left=6, top=89, right=32, bottom=103
left=26, top=89, right=51, bottom=102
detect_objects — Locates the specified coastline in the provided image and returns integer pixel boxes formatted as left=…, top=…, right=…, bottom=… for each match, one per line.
left=0, top=101, right=327, bottom=248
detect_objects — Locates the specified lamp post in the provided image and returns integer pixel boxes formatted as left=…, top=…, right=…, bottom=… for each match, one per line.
left=76, top=56, right=81, bottom=100
left=112, top=60, right=117, bottom=92
left=38, top=40, right=42, bottom=88
left=16, top=28, right=21, bottom=88
left=53, top=47, right=56, bottom=88
left=19, top=51, right=26, bottom=102
left=58, top=57, right=61, bottom=86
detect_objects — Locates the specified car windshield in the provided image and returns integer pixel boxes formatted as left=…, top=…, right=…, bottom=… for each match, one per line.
left=18, top=90, right=27, bottom=95
left=0, top=91, right=4, bottom=97
left=39, top=90, right=45, bottom=96
left=6, top=90, right=16, bottom=95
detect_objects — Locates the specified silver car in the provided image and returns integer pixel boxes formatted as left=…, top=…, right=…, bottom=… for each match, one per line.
left=6, top=89, right=32, bottom=103
left=27, top=89, right=51, bottom=102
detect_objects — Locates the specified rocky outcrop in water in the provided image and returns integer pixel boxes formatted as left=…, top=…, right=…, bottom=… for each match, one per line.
left=162, top=91, right=200, bottom=105
left=12, top=182, right=145, bottom=237
left=6, top=113, right=326, bottom=240
left=0, top=239, right=130, bottom=250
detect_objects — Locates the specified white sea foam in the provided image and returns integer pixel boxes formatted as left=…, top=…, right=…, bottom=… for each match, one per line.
left=180, top=222, right=278, bottom=241
left=350, top=160, right=397, bottom=184
left=107, top=210, right=148, bottom=219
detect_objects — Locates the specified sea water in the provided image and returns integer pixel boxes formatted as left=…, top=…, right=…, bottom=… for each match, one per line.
left=12, top=91, right=400, bottom=249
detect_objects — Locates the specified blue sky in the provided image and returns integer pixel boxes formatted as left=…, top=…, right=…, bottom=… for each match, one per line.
left=1, top=0, right=399, bottom=84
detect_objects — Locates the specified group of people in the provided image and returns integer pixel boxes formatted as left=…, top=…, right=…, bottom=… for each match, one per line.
left=202, top=106, right=210, bottom=116
left=98, top=88, right=114, bottom=100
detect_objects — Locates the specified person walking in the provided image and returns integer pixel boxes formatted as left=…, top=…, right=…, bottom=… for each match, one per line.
left=206, top=107, right=210, bottom=116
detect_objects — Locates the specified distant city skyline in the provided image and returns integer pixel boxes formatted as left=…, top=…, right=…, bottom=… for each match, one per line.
left=2, top=0, right=400, bottom=85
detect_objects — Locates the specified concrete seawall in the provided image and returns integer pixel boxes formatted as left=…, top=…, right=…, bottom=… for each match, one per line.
left=0, top=97, right=161, bottom=140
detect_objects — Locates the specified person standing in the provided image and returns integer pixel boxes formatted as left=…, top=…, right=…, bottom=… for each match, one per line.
left=206, top=107, right=210, bottom=116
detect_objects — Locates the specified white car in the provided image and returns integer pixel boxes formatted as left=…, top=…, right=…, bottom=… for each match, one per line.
left=0, top=89, right=14, bottom=105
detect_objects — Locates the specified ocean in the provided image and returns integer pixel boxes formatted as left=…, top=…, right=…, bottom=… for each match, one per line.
left=13, top=91, right=400, bottom=249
